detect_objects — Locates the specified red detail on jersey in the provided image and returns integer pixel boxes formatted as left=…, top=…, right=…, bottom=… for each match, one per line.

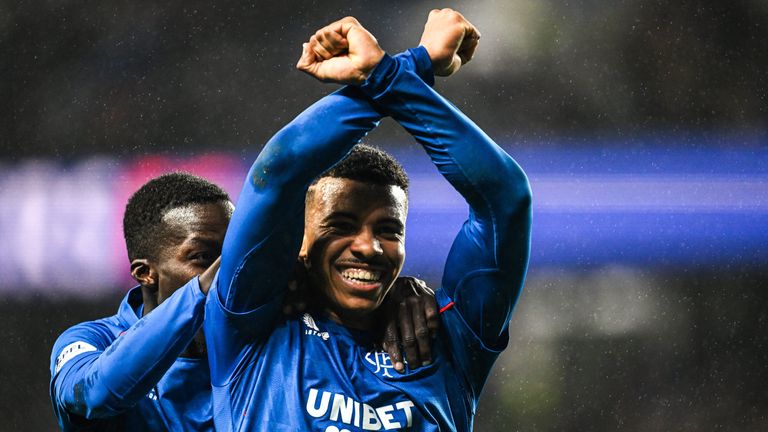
left=439, top=301, right=455, bottom=314
left=118, top=331, right=127, bottom=337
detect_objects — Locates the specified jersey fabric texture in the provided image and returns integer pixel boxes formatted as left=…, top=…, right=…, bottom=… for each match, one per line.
left=50, top=279, right=213, bottom=431
left=205, top=46, right=532, bottom=431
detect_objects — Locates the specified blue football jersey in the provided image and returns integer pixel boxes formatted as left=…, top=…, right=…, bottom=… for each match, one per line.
left=50, top=279, right=213, bottom=431
left=207, top=47, right=531, bottom=431
left=206, top=284, right=506, bottom=431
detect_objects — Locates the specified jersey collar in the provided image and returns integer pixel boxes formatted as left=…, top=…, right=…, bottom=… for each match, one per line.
left=116, top=285, right=144, bottom=328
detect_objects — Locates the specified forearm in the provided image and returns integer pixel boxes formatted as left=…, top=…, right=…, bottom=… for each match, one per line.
left=216, top=86, right=381, bottom=314
left=217, top=50, right=435, bottom=315
left=361, top=54, right=532, bottom=341
left=363, top=53, right=531, bottom=267
left=53, top=281, right=205, bottom=418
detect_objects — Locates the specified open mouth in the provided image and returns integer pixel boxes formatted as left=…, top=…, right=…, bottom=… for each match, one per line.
left=336, top=267, right=384, bottom=291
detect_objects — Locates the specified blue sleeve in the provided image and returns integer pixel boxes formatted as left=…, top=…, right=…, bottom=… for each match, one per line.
left=50, top=279, right=206, bottom=424
left=210, top=48, right=434, bottom=331
left=205, top=48, right=435, bottom=384
left=360, top=53, right=533, bottom=348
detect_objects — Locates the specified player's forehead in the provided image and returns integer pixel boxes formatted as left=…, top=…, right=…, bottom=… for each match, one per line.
left=309, top=177, right=407, bottom=220
left=162, top=201, right=232, bottom=242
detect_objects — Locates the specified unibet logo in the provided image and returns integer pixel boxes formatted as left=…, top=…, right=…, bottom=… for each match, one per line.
left=306, top=388, right=415, bottom=431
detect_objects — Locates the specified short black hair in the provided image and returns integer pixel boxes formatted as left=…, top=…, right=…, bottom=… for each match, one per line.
left=313, top=144, right=409, bottom=191
left=123, top=172, right=231, bottom=262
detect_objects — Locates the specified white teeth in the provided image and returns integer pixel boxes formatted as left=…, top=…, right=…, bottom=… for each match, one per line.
left=340, top=268, right=381, bottom=283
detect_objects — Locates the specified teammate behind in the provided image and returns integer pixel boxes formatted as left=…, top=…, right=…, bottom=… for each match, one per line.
left=205, top=10, right=531, bottom=431
left=50, top=173, right=227, bottom=430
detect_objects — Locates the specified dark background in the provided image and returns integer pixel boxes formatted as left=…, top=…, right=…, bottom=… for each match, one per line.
left=1, top=0, right=767, bottom=430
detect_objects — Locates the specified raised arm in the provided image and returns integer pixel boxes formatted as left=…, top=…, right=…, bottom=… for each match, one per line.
left=50, top=274, right=210, bottom=424
left=360, top=10, right=532, bottom=347
left=214, top=20, right=386, bottom=328
left=214, top=18, right=436, bottom=326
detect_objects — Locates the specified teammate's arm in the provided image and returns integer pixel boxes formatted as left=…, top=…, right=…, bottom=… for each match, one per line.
left=50, top=264, right=216, bottom=422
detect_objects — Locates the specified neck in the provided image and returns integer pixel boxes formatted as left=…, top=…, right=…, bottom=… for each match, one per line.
left=325, top=307, right=375, bottom=331
left=140, top=285, right=159, bottom=317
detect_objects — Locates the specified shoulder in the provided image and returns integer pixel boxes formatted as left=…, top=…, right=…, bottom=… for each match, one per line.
left=50, top=315, right=124, bottom=374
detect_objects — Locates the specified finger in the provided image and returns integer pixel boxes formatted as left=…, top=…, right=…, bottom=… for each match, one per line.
left=398, top=300, right=421, bottom=369
left=337, top=16, right=361, bottom=27
left=457, top=35, right=479, bottom=65
left=309, top=35, right=334, bottom=61
left=411, top=278, right=438, bottom=337
left=410, top=296, right=432, bottom=366
left=296, top=42, right=315, bottom=71
left=383, top=318, right=404, bottom=373
left=423, top=292, right=440, bottom=338
left=413, top=277, right=434, bottom=296
left=316, top=28, right=349, bottom=56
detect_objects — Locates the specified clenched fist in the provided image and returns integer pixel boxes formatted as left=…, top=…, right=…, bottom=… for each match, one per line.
left=419, top=9, right=481, bottom=77
left=296, top=17, right=385, bottom=85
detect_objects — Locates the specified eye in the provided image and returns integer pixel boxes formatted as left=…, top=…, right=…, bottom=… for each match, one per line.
left=189, top=251, right=214, bottom=264
left=377, top=224, right=404, bottom=240
left=328, top=221, right=357, bottom=234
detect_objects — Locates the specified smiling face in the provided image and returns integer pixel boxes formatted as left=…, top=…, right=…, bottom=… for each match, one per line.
left=300, top=177, right=407, bottom=329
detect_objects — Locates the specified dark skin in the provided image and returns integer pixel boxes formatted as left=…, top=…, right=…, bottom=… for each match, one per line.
left=129, top=199, right=437, bottom=368
left=300, top=178, right=438, bottom=371
left=130, top=201, right=231, bottom=358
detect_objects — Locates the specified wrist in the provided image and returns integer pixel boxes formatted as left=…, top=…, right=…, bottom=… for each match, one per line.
left=358, top=53, right=397, bottom=97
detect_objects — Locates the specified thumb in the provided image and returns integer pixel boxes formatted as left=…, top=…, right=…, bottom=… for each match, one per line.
left=296, top=43, right=317, bottom=72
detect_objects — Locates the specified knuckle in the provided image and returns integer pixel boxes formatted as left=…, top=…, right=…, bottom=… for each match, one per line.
left=415, top=328, right=430, bottom=338
left=402, top=336, right=417, bottom=346
left=406, top=296, right=420, bottom=307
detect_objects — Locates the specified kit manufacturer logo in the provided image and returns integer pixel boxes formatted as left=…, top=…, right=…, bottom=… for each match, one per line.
left=303, top=313, right=330, bottom=341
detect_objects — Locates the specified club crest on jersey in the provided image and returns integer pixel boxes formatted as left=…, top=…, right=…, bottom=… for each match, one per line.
left=364, top=351, right=404, bottom=378
left=303, top=313, right=330, bottom=341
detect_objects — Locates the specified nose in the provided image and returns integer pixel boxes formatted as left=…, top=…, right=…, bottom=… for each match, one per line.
left=350, top=228, right=383, bottom=259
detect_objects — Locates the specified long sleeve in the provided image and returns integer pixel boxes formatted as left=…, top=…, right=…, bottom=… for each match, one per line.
left=213, top=48, right=434, bottom=327
left=204, top=48, right=436, bottom=386
left=50, top=279, right=206, bottom=424
left=360, top=53, right=532, bottom=347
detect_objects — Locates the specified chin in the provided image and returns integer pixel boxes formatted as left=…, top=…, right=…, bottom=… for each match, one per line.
left=340, top=297, right=381, bottom=314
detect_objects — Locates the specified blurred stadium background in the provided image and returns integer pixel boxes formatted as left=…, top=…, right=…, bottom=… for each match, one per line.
left=1, top=0, right=767, bottom=430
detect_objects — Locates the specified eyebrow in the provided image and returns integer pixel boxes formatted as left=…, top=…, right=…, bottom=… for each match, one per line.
left=324, top=211, right=358, bottom=221
left=324, top=212, right=404, bottom=229
left=184, top=237, right=222, bottom=249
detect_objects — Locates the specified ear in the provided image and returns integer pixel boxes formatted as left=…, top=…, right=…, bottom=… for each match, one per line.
left=130, top=258, right=158, bottom=288
left=298, top=233, right=311, bottom=269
